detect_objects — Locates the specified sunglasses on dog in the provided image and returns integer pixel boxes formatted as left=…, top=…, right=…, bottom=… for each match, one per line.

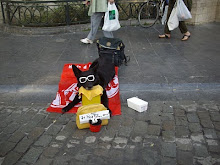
left=79, top=75, right=95, bottom=83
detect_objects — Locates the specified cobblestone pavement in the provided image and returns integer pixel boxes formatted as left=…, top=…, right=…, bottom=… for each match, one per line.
left=0, top=101, right=219, bottom=165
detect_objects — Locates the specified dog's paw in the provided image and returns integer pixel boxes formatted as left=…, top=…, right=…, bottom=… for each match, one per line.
left=108, top=109, right=112, bottom=117
left=62, top=107, right=70, bottom=114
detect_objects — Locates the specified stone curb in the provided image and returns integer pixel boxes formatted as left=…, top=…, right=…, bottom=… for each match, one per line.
left=0, top=20, right=138, bottom=35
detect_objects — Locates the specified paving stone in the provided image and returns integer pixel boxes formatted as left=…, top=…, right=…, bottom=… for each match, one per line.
left=161, top=113, right=174, bottom=121
left=174, top=109, right=185, bottom=117
left=27, top=127, right=45, bottom=140
left=180, top=104, right=197, bottom=112
left=176, top=126, right=189, bottom=138
left=146, top=125, right=161, bottom=136
left=133, top=121, right=148, bottom=135
left=45, top=124, right=63, bottom=136
left=140, top=149, right=161, bottom=165
left=200, top=119, right=214, bottom=128
left=43, top=147, right=59, bottom=158
left=3, top=122, right=21, bottom=134
left=203, top=129, right=218, bottom=139
left=93, top=148, right=110, bottom=157
left=186, top=113, right=200, bottom=123
left=193, top=143, right=209, bottom=157
left=0, top=157, right=4, bottom=165
left=118, top=126, right=132, bottom=137
left=162, top=105, right=174, bottom=113
left=0, top=141, right=16, bottom=156
left=55, top=115, right=71, bottom=125
left=37, top=118, right=54, bottom=128
left=175, top=116, right=188, bottom=126
left=213, top=122, right=220, bottom=131
left=202, top=104, right=219, bottom=112
left=1, top=151, right=22, bottom=165
left=162, top=120, right=175, bottom=131
left=50, top=142, right=64, bottom=148
left=177, top=150, right=193, bottom=165
left=188, top=123, right=202, bottom=133
left=21, top=147, right=44, bottom=164
left=162, top=131, right=175, bottom=142
left=161, top=142, right=176, bottom=158
left=35, top=157, right=53, bottom=165
left=210, top=112, right=220, bottom=122
left=191, top=133, right=206, bottom=143
left=0, top=133, right=11, bottom=143
left=56, top=135, right=67, bottom=141
left=47, top=113, right=61, bottom=120
left=31, top=114, right=46, bottom=124
left=149, top=114, right=162, bottom=125
left=8, top=131, right=26, bottom=143
left=16, top=111, right=36, bottom=125
left=176, top=138, right=193, bottom=151
left=71, top=129, right=87, bottom=139
left=161, top=157, right=176, bottom=165
left=197, top=111, right=210, bottom=120
left=121, top=116, right=134, bottom=126
left=206, top=140, right=220, bottom=153
left=142, top=138, right=159, bottom=151
left=130, top=136, right=143, bottom=143
left=112, top=137, right=128, bottom=149
left=85, top=136, right=96, bottom=144
left=97, top=142, right=111, bottom=149
left=14, top=137, right=34, bottom=153
left=195, top=156, right=220, bottom=165
left=108, top=150, right=124, bottom=160
left=34, top=135, right=53, bottom=147
left=216, top=131, right=220, bottom=139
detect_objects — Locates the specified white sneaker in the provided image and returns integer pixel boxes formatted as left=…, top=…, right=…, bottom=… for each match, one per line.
left=80, top=38, right=93, bottom=44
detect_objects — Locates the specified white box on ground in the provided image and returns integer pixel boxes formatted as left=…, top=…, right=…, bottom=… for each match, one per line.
left=127, top=97, right=148, bottom=112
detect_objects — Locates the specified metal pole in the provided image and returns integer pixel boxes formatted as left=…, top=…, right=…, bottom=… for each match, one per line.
left=1, top=1, right=6, bottom=23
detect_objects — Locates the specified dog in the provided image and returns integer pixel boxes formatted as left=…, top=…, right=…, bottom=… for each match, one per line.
left=62, top=56, right=115, bottom=113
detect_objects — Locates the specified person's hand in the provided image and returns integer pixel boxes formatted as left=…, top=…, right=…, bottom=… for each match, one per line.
left=84, top=0, right=90, bottom=6
left=108, top=0, right=114, bottom=4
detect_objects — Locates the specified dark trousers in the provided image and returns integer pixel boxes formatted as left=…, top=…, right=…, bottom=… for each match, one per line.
left=164, top=0, right=192, bottom=34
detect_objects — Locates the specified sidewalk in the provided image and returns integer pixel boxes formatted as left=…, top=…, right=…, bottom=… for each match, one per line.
left=0, top=23, right=220, bottom=164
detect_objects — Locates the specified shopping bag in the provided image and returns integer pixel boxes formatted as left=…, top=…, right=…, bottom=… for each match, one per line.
left=168, top=2, right=179, bottom=31
left=102, top=2, right=121, bottom=32
left=176, top=0, right=192, bottom=21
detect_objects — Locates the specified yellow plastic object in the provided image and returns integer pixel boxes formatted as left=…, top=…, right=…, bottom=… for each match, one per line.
left=76, top=104, right=108, bottom=129
left=78, top=85, right=103, bottom=106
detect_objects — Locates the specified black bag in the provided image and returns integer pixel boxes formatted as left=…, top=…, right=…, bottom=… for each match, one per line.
left=97, top=37, right=129, bottom=66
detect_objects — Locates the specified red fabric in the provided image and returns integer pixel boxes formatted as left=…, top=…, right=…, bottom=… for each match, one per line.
left=47, top=63, right=121, bottom=116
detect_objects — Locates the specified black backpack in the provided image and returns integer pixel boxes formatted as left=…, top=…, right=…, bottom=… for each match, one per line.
left=96, top=37, right=129, bottom=66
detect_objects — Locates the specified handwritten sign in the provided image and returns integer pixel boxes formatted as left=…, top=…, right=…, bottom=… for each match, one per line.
left=79, top=110, right=110, bottom=124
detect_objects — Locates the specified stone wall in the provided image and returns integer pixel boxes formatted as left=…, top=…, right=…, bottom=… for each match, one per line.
left=216, top=0, right=220, bottom=22
left=188, top=0, right=219, bottom=24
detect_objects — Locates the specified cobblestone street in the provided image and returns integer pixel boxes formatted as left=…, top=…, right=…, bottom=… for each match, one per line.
left=0, top=22, right=220, bottom=164
left=0, top=101, right=219, bottom=165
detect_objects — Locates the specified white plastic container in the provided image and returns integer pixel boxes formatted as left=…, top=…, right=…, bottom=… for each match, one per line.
left=127, top=97, right=148, bottom=112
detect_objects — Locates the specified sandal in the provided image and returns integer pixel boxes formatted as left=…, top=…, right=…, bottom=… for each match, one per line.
left=181, top=35, right=190, bottom=41
left=159, top=34, right=170, bottom=39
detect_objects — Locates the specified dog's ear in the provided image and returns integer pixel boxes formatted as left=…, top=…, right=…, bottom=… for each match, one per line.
left=72, top=65, right=81, bottom=78
left=90, top=60, right=99, bottom=72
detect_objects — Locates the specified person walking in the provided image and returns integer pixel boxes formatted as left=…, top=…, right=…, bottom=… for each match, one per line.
left=159, top=0, right=192, bottom=41
left=80, top=0, right=115, bottom=44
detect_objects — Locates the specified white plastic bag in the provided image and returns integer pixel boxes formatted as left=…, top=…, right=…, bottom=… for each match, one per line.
left=177, top=0, right=192, bottom=21
left=168, top=2, right=179, bottom=31
left=102, top=2, right=121, bottom=32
